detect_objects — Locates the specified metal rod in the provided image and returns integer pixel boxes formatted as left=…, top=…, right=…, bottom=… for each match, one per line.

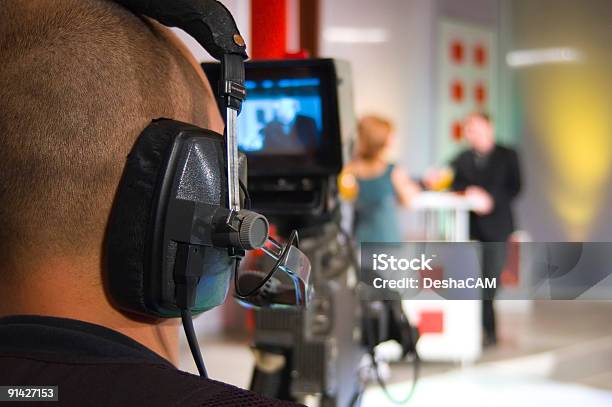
left=225, top=107, right=241, bottom=213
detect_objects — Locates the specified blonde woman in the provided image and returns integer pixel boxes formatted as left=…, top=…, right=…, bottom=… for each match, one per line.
left=344, top=116, right=420, bottom=243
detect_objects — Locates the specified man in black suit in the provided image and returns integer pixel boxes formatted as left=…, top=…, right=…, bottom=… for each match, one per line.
left=262, top=98, right=318, bottom=153
left=449, top=112, right=522, bottom=345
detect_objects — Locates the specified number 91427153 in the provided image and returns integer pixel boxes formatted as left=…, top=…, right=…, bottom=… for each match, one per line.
left=0, top=386, right=58, bottom=401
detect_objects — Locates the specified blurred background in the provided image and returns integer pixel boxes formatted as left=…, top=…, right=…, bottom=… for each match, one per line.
left=174, top=0, right=612, bottom=405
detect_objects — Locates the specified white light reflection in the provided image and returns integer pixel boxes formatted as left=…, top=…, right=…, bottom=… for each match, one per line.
left=506, top=47, right=582, bottom=68
left=323, top=27, right=390, bottom=44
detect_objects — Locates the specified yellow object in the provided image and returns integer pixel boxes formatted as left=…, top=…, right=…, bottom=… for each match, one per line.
left=431, top=168, right=455, bottom=191
left=338, top=170, right=359, bottom=202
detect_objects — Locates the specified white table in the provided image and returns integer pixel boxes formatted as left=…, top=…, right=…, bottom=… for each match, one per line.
left=404, top=191, right=483, bottom=363
left=411, top=191, right=479, bottom=241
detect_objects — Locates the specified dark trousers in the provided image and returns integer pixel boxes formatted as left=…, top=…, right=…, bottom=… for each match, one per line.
left=481, top=243, right=507, bottom=339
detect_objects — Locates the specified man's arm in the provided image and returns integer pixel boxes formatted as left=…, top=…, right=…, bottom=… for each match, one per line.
left=489, top=148, right=522, bottom=206
left=450, top=153, right=470, bottom=191
left=391, top=166, right=421, bottom=207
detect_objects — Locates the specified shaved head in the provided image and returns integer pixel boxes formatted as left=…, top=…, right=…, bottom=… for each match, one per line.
left=0, top=0, right=222, bottom=273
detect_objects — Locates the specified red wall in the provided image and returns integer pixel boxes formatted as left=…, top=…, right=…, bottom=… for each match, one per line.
left=250, top=0, right=287, bottom=59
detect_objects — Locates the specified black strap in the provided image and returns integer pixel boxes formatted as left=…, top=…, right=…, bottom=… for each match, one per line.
left=113, top=0, right=247, bottom=60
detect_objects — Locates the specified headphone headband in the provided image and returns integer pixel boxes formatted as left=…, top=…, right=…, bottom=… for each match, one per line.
left=115, top=0, right=247, bottom=212
left=114, top=0, right=247, bottom=60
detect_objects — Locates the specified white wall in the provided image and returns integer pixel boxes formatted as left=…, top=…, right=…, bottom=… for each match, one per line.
left=319, top=0, right=500, bottom=175
left=319, top=0, right=437, bottom=175
left=320, top=0, right=500, bottom=237
left=173, top=0, right=500, bottom=173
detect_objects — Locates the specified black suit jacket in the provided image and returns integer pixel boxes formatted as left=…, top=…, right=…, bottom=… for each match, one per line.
left=450, top=145, right=521, bottom=241
left=291, top=115, right=318, bottom=151
left=262, top=115, right=318, bottom=153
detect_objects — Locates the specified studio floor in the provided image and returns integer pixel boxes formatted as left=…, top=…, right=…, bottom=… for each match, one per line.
left=180, top=301, right=612, bottom=406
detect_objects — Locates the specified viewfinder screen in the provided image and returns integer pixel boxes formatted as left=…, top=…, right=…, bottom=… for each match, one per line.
left=237, top=78, right=323, bottom=155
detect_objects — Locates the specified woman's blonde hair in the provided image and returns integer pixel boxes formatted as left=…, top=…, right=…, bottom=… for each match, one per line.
left=356, top=115, right=394, bottom=161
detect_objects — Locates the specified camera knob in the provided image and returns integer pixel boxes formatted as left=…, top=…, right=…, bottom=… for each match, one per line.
left=237, top=210, right=269, bottom=250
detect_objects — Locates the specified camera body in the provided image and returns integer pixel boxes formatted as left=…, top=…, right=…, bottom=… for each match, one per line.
left=203, top=59, right=414, bottom=406
left=204, top=59, right=362, bottom=404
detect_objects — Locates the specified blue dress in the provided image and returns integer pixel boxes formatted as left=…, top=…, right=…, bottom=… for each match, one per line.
left=354, top=164, right=402, bottom=243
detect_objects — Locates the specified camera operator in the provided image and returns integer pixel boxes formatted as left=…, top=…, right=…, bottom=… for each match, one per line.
left=0, top=1, right=299, bottom=405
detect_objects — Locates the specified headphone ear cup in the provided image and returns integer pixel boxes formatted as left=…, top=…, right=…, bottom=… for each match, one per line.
left=105, top=120, right=175, bottom=316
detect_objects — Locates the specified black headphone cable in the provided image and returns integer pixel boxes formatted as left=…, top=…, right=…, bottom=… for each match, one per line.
left=181, top=308, right=208, bottom=378
left=173, top=243, right=209, bottom=378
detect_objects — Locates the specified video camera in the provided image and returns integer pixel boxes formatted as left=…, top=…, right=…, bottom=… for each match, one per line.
left=203, top=59, right=417, bottom=406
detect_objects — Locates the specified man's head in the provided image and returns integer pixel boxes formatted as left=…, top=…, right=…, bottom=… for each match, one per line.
left=0, top=0, right=222, bottom=279
left=463, top=112, right=495, bottom=154
left=276, top=98, right=299, bottom=125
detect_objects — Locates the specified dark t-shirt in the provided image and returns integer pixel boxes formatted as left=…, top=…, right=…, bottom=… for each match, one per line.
left=0, top=315, right=300, bottom=406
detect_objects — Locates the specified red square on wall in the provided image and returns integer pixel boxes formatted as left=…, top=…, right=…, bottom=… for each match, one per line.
left=450, top=40, right=465, bottom=64
left=418, top=310, right=444, bottom=334
left=474, top=45, right=488, bottom=67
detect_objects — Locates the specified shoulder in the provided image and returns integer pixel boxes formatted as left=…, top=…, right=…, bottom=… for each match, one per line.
left=390, top=164, right=410, bottom=187
left=345, top=160, right=368, bottom=178
left=495, top=144, right=517, bottom=155
left=494, top=144, right=519, bottom=161
left=0, top=355, right=299, bottom=407
left=296, top=115, right=316, bottom=125
left=168, top=371, right=300, bottom=406
left=121, top=365, right=301, bottom=406
left=452, top=149, right=472, bottom=166
left=390, top=163, right=404, bottom=179
left=458, top=149, right=473, bottom=159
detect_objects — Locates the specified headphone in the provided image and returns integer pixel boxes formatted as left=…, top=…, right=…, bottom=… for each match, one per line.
left=104, top=0, right=273, bottom=377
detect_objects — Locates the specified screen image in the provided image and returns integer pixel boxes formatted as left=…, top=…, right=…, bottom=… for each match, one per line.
left=237, top=78, right=323, bottom=155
